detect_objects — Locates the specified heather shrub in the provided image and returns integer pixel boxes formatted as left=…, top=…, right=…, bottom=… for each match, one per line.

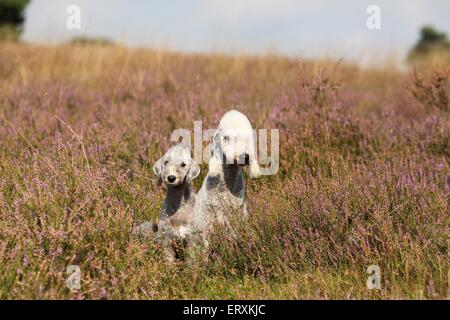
left=409, top=68, right=449, bottom=112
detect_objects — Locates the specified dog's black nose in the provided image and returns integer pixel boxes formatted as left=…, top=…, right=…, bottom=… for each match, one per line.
left=167, top=175, right=176, bottom=183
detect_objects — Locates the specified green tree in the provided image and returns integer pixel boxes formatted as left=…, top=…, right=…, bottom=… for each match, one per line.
left=0, top=0, right=30, bottom=40
left=408, top=25, right=450, bottom=61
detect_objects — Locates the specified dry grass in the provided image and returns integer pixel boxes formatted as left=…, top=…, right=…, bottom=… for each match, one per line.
left=0, top=42, right=448, bottom=299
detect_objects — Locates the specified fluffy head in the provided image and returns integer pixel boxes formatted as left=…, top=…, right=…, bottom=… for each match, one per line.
left=153, top=144, right=200, bottom=186
left=210, top=110, right=261, bottom=179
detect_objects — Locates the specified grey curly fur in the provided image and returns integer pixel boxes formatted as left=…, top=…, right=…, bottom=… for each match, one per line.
left=134, top=144, right=200, bottom=263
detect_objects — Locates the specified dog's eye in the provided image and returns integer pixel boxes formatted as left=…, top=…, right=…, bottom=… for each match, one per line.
left=164, top=160, right=169, bottom=165
left=180, top=162, right=186, bottom=167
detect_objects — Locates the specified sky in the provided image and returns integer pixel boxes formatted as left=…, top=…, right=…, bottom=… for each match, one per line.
left=23, top=0, right=450, bottom=65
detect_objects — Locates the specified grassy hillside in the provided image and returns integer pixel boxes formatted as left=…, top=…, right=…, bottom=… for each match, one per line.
left=0, top=42, right=448, bottom=299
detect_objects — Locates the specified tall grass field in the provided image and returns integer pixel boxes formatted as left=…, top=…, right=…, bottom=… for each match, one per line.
left=0, top=42, right=448, bottom=299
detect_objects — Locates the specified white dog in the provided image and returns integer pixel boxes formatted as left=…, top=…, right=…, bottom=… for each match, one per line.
left=209, top=109, right=261, bottom=180
left=188, top=110, right=261, bottom=255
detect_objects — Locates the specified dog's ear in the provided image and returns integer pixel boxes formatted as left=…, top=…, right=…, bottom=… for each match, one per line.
left=213, top=130, right=225, bottom=156
left=153, top=157, right=164, bottom=186
left=188, top=160, right=200, bottom=181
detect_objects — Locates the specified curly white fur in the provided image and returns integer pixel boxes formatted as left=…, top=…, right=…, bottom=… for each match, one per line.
left=188, top=110, right=261, bottom=255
